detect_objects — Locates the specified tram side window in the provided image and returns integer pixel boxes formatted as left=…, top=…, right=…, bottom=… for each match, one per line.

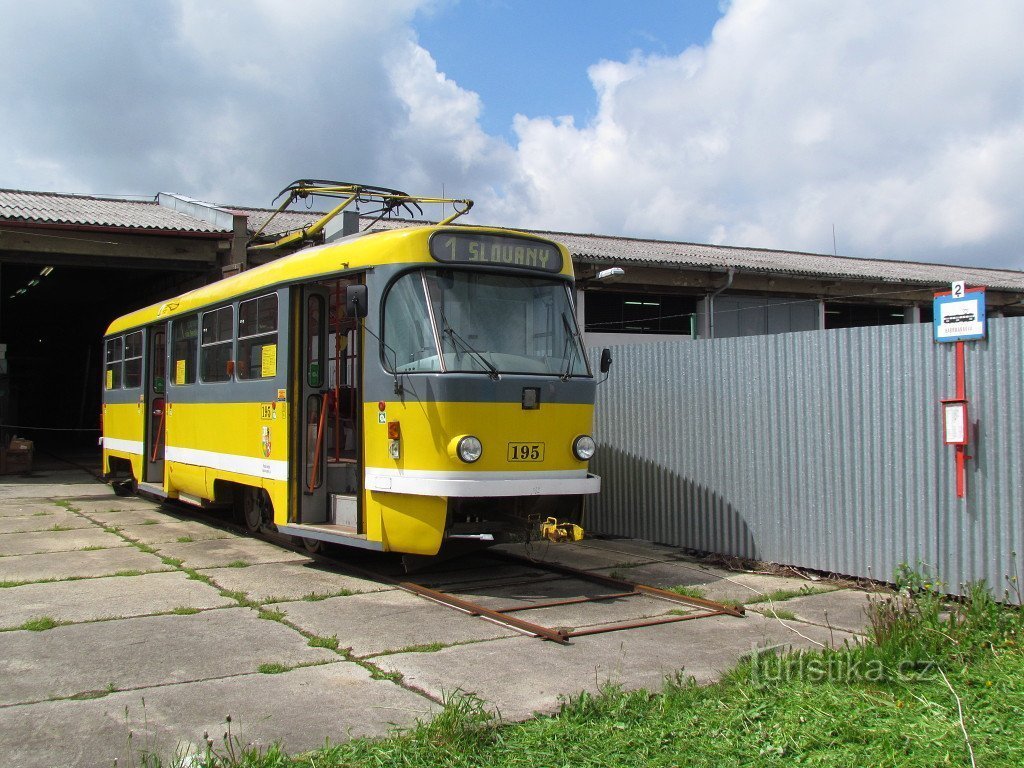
left=201, top=306, right=233, bottom=383
left=123, top=331, right=144, bottom=388
left=172, top=316, right=198, bottom=386
left=104, top=336, right=123, bottom=390
left=238, top=294, right=278, bottom=380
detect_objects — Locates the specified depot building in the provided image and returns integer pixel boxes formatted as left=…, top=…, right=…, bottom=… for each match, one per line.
left=2, top=187, right=1023, bottom=457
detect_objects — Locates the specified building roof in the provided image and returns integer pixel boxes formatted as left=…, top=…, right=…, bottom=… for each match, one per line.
left=0, top=188, right=225, bottom=234
left=2, top=188, right=1022, bottom=292
left=535, top=229, right=1024, bottom=292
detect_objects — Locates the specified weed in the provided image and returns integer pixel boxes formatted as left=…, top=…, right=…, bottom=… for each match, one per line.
left=226, top=560, right=250, bottom=568
left=80, top=545, right=106, bottom=551
left=50, top=523, right=73, bottom=532
left=668, top=585, right=708, bottom=599
left=745, top=584, right=835, bottom=604
left=140, top=519, right=159, bottom=526
left=257, top=608, right=285, bottom=622
left=175, top=536, right=194, bottom=543
left=171, top=607, right=200, bottom=615
left=257, top=662, right=288, bottom=674
left=31, top=511, right=52, bottom=517
left=307, top=635, right=340, bottom=651
left=301, top=589, right=354, bottom=601
left=113, top=570, right=143, bottom=577
left=0, top=580, right=29, bottom=588
left=19, top=616, right=61, bottom=631
left=762, top=608, right=798, bottom=621
left=160, top=556, right=184, bottom=568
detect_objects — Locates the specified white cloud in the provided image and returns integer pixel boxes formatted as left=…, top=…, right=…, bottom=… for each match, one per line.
left=502, top=0, right=1024, bottom=267
left=1, top=0, right=1022, bottom=268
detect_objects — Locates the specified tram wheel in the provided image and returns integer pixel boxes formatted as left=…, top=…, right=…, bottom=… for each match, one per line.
left=242, top=487, right=268, bottom=533
left=300, top=537, right=323, bottom=554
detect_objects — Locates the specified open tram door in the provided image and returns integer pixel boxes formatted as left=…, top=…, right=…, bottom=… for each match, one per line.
left=143, top=324, right=167, bottom=484
left=294, top=278, right=363, bottom=535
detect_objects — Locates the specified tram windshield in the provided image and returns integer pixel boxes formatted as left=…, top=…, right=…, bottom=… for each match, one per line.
left=384, top=269, right=590, bottom=377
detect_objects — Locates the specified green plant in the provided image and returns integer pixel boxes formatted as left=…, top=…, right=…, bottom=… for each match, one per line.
left=257, top=663, right=288, bottom=674
left=19, top=616, right=61, bottom=631
left=226, top=560, right=250, bottom=568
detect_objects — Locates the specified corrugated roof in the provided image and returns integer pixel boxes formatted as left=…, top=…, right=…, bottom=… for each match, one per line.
left=0, top=189, right=225, bottom=233
left=3, top=188, right=1022, bottom=291
left=528, top=229, right=1024, bottom=292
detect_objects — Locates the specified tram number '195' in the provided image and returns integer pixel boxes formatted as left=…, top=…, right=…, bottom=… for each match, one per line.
left=507, top=442, right=545, bottom=462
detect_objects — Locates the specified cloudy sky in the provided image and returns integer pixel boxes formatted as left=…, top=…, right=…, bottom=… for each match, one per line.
left=1, top=0, right=1022, bottom=268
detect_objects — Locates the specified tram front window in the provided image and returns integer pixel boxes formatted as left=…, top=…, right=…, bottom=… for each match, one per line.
left=384, top=270, right=589, bottom=377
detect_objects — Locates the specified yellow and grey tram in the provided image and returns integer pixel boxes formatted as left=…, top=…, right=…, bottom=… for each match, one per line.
left=101, top=184, right=605, bottom=556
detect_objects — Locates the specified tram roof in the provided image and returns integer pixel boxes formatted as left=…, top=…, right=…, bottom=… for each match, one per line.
left=104, top=224, right=574, bottom=335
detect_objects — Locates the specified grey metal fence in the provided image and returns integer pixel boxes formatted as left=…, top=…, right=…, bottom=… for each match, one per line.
left=588, top=317, right=1024, bottom=600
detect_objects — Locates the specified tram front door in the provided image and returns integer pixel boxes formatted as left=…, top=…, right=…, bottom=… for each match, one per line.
left=298, top=281, right=362, bottom=531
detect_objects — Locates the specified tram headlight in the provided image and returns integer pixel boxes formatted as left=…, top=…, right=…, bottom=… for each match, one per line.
left=572, top=435, right=596, bottom=461
left=457, top=435, right=483, bottom=463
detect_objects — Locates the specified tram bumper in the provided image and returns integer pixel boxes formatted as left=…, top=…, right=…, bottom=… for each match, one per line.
left=364, top=470, right=601, bottom=497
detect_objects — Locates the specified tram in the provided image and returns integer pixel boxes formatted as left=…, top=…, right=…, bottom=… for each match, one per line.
left=100, top=182, right=607, bottom=556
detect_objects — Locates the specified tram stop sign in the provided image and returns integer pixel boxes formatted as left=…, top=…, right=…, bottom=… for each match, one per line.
left=934, top=282, right=986, bottom=342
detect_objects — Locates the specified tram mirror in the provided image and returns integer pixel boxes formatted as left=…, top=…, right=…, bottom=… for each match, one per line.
left=600, top=348, right=612, bottom=374
left=345, top=285, right=368, bottom=318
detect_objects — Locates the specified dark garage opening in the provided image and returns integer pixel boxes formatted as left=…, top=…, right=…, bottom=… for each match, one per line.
left=0, top=264, right=203, bottom=465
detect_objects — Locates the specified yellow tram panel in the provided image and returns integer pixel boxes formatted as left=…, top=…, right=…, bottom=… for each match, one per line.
left=363, top=401, right=593, bottom=473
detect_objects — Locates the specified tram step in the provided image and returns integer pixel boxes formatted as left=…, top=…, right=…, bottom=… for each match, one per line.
left=136, top=481, right=168, bottom=499
left=277, top=523, right=384, bottom=551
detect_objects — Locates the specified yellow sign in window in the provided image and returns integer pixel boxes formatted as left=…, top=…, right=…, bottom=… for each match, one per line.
left=105, top=369, right=113, bottom=390
left=261, top=344, right=277, bottom=378
left=175, top=359, right=187, bottom=386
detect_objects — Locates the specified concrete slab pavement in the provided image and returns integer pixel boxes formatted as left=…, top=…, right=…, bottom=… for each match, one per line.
left=277, top=590, right=520, bottom=657
left=0, top=527, right=128, bottom=557
left=375, top=612, right=854, bottom=721
left=0, top=471, right=884, bottom=766
left=115, top=519, right=236, bottom=545
left=0, top=607, right=337, bottom=706
left=0, top=547, right=172, bottom=583
left=153, top=537, right=310, bottom=569
left=0, top=571, right=236, bottom=629
left=0, top=470, right=112, bottom=500
left=1, top=662, right=436, bottom=768
left=200, top=560, right=393, bottom=603
left=0, top=510, right=95, bottom=533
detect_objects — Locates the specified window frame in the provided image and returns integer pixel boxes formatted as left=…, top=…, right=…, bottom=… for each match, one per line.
left=200, top=305, right=234, bottom=384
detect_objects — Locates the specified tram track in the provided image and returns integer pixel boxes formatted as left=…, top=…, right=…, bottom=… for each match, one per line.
left=136, top=492, right=745, bottom=644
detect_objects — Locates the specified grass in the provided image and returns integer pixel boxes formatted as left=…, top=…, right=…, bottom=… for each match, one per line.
left=226, top=560, right=250, bottom=568
left=18, top=616, right=62, bottom=631
left=745, top=584, right=836, bottom=605
left=50, top=523, right=73, bottom=531
left=138, top=569, right=1024, bottom=768
left=307, top=635, right=340, bottom=651
left=176, top=536, right=194, bottom=543
left=113, top=569, right=144, bottom=577
left=170, top=607, right=200, bottom=615
left=257, top=608, right=286, bottom=622
left=667, top=584, right=708, bottom=599
left=257, top=663, right=289, bottom=675
left=760, top=607, right=798, bottom=621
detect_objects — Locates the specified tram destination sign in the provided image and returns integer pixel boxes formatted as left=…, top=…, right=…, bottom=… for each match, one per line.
left=429, top=233, right=563, bottom=273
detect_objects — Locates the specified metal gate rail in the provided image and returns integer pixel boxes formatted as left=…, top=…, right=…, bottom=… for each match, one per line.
left=397, top=551, right=744, bottom=644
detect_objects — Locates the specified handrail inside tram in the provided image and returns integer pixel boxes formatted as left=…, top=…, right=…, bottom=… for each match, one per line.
left=248, top=179, right=474, bottom=253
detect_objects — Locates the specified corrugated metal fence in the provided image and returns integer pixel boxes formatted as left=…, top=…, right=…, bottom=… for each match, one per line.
left=588, top=317, right=1024, bottom=599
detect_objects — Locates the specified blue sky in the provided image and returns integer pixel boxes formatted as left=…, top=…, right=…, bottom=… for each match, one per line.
left=1, top=0, right=1022, bottom=268
left=413, top=1, right=724, bottom=138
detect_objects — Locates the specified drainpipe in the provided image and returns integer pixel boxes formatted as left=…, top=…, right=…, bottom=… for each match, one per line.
left=707, top=268, right=735, bottom=339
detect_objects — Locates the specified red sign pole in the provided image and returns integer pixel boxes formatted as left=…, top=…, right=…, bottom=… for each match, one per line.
left=954, top=340, right=967, bottom=498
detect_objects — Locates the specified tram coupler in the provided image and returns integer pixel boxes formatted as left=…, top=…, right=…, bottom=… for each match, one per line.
left=540, top=517, right=584, bottom=543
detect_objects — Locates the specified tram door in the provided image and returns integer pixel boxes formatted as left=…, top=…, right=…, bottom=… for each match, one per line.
left=144, top=324, right=167, bottom=484
left=299, top=282, right=362, bottom=530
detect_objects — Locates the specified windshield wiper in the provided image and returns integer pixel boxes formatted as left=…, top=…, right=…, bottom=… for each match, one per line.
left=436, top=306, right=500, bottom=380
left=560, top=311, right=581, bottom=381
